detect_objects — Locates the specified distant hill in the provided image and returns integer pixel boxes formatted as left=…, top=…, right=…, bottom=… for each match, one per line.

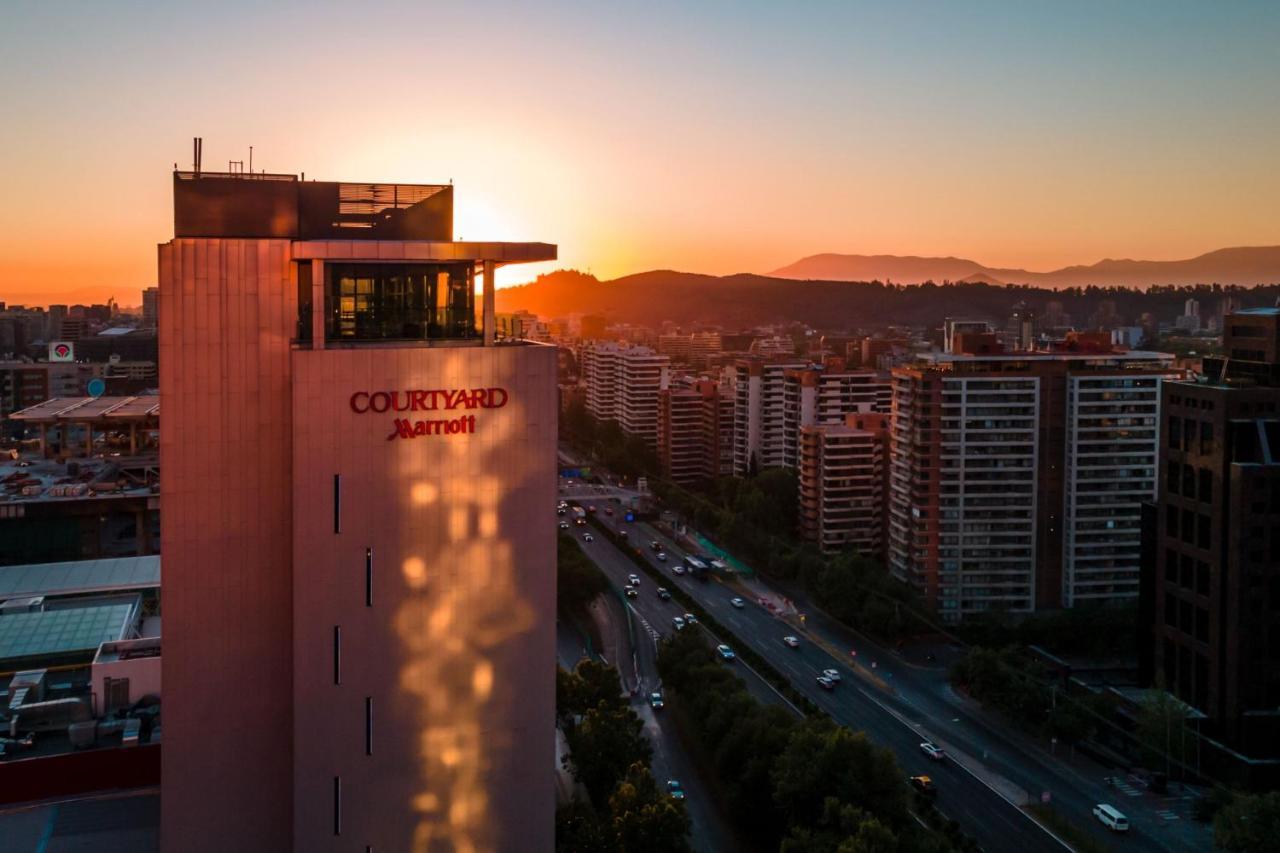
left=770, top=246, right=1280, bottom=288
left=495, top=268, right=1280, bottom=330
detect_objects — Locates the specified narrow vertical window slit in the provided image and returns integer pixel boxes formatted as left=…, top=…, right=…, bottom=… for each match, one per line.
left=333, top=776, right=342, bottom=836
left=365, top=696, right=373, bottom=756
left=333, top=625, right=341, bottom=685
left=365, top=547, right=373, bottom=607
left=333, top=474, right=342, bottom=533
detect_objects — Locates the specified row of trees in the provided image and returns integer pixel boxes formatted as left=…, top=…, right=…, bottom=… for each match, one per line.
left=658, top=629, right=974, bottom=852
left=560, top=400, right=658, bottom=481
left=555, top=660, right=691, bottom=851
left=654, top=472, right=928, bottom=642
left=557, top=532, right=609, bottom=618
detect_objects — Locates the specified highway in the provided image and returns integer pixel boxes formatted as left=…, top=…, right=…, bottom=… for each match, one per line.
left=575, top=509, right=1072, bottom=853
left=562, top=534, right=757, bottom=852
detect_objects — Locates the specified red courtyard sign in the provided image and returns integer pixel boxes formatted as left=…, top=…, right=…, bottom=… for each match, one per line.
left=349, top=388, right=509, bottom=441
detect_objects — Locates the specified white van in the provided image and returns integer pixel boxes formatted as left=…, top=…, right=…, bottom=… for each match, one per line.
left=1093, top=803, right=1129, bottom=832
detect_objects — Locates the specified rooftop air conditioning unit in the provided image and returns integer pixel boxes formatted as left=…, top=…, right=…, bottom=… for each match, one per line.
left=0, top=596, right=44, bottom=614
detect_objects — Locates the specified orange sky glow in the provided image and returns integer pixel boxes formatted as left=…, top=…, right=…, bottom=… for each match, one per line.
left=2, top=3, right=1278, bottom=307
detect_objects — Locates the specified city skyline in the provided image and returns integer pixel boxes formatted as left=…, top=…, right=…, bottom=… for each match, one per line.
left=3, top=1, right=1280, bottom=306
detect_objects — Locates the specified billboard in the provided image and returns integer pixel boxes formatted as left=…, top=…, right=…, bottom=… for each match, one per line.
left=48, top=341, right=75, bottom=362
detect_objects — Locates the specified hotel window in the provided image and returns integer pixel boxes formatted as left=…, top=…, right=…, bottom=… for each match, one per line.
left=325, top=262, right=477, bottom=343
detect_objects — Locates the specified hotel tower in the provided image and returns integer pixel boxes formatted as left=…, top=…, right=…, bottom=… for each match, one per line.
left=158, top=159, right=558, bottom=851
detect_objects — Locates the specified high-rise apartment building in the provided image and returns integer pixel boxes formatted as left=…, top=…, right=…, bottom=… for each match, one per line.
left=799, top=412, right=890, bottom=557
left=731, top=357, right=808, bottom=474
left=1148, top=309, right=1280, bottom=759
left=888, top=333, right=1178, bottom=621
left=142, top=287, right=158, bottom=328
left=581, top=342, right=669, bottom=445
left=657, top=378, right=733, bottom=486
left=731, top=357, right=890, bottom=476
left=159, top=167, right=557, bottom=852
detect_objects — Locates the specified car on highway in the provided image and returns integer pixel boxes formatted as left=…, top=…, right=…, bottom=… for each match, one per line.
left=1092, top=803, right=1128, bottom=832
left=730, top=597, right=745, bottom=608
left=683, top=613, right=697, bottom=625
left=625, top=587, right=638, bottom=598
left=587, top=505, right=596, bottom=514
left=919, top=742, right=946, bottom=761
left=910, top=775, right=936, bottom=797
left=558, top=521, right=570, bottom=530
left=666, top=780, right=685, bottom=800
left=628, top=574, right=640, bottom=586
left=618, top=529, right=628, bottom=538
left=649, top=692, right=664, bottom=710
left=574, top=518, right=586, bottom=526
left=650, top=541, right=662, bottom=551
left=604, top=507, right=613, bottom=515
left=557, top=507, right=566, bottom=516
left=816, top=675, right=835, bottom=690
left=782, top=636, right=800, bottom=648
left=671, top=563, right=685, bottom=575
left=716, top=644, right=735, bottom=661
left=656, top=552, right=668, bottom=562
left=656, top=587, right=671, bottom=600
left=582, top=533, right=594, bottom=542
left=672, top=616, right=686, bottom=631
left=821, top=669, right=841, bottom=683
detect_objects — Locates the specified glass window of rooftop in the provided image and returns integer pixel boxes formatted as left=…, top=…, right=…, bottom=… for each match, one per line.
left=324, top=262, right=477, bottom=343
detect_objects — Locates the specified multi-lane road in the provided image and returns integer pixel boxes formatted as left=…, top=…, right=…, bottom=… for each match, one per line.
left=573, top=509, right=1070, bottom=853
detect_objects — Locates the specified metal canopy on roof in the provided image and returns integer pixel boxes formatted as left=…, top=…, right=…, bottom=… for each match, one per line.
left=9, top=396, right=159, bottom=423
left=0, top=555, right=160, bottom=600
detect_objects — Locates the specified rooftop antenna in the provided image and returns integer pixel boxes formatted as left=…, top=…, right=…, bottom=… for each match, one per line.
left=249, top=145, right=253, bottom=174
left=193, top=137, right=203, bottom=176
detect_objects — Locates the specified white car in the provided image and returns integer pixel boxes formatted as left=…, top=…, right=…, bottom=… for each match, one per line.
left=821, top=669, right=841, bottom=683
left=672, top=564, right=686, bottom=575
left=558, top=521, right=570, bottom=530
left=583, top=534, right=594, bottom=542
left=920, top=742, right=946, bottom=761
left=782, top=636, right=800, bottom=648
left=816, top=675, right=835, bottom=691
left=683, top=613, right=697, bottom=625
left=1093, top=804, right=1129, bottom=832
left=656, top=552, right=668, bottom=562
left=730, top=597, right=745, bottom=609
left=628, top=574, right=641, bottom=586
left=672, top=616, right=686, bottom=631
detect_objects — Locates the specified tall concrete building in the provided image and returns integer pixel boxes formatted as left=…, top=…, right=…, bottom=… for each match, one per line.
left=159, top=165, right=558, bottom=852
left=888, top=333, right=1179, bottom=621
left=580, top=342, right=669, bottom=446
left=730, top=357, right=889, bottom=476
left=657, top=377, right=733, bottom=486
left=799, top=412, right=890, bottom=557
left=1148, top=309, right=1280, bottom=762
left=142, top=287, right=159, bottom=329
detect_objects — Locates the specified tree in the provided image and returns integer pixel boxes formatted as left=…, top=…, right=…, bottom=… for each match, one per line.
left=607, top=762, right=691, bottom=852
left=557, top=534, right=609, bottom=616
left=773, top=720, right=908, bottom=830
left=1135, top=685, right=1191, bottom=771
left=557, top=659, right=623, bottom=723
left=566, top=702, right=652, bottom=805
left=1215, top=792, right=1280, bottom=852
left=555, top=800, right=611, bottom=853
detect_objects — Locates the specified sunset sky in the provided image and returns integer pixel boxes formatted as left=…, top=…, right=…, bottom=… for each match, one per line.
left=2, top=1, right=1278, bottom=306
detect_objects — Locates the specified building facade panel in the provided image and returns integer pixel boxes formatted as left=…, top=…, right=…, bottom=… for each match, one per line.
left=291, top=346, right=556, bottom=852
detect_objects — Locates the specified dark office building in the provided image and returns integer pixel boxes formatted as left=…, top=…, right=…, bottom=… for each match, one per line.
left=1150, top=308, right=1280, bottom=763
